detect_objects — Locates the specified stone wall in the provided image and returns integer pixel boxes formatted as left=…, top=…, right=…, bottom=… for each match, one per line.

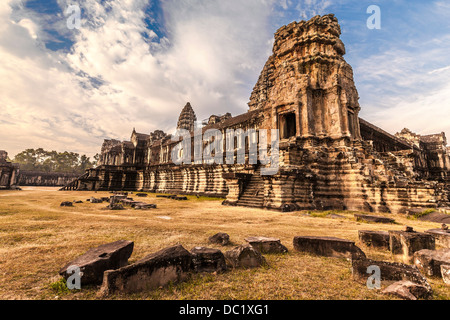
left=18, top=171, right=79, bottom=187
left=0, top=150, right=19, bottom=189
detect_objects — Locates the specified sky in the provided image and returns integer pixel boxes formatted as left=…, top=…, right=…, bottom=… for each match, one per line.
left=1, top=0, right=450, bottom=158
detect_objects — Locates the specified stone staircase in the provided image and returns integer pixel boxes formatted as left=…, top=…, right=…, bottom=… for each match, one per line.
left=236, top=168, right=264, bottom=208
left=59, top=172, right=89, bottom=191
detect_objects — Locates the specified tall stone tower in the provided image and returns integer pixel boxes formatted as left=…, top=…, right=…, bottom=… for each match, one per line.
left=248, top=14, right=361, bottom=143
left=177, top=102, right=197, bottom=133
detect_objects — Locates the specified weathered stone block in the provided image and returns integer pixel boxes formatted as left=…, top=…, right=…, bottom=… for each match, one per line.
left=293, top=236, right=366, bottom=260
left=355, top=214, right=395, bottom=224
left=90, top=197, right=103, bottom=204
left=190, top=247, right=227, bottom=273
left=136, top=193, right=148, bottom=197
left=106, top=203, right=125, bottom=210
left=425, top=229, right=450, bottom=248
left=441, top=265, right=450, bottom=285
left=245, top=237, right=288, bottom=254
left=358, top=230, right=390, bottom=250
left=224, top=244, right=267, bottom=269
left=413, top=249, right=450, bottom=277
left=60, top=201, right=73, bottom=207
left=389, top=230, right=435, bottom=264
left=134, top=203, right=157, bottom=210
left=99, top=245, right=192, bottom=296
left=59, top=240, right=134, bottom=286
left=208, top=233, right=230, bottom=246
left=382, top=280, right=432, bottom=300
left=351, top=258, right=430, bottom=289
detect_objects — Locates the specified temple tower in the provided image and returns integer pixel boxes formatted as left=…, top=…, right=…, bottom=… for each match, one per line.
left=248, top=14, right=361, bottom=143
left=177, top=102, right=197, bottom=133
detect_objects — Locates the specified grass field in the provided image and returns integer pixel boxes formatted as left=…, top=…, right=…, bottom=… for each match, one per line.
left=0, top=188, right=449, bottom=300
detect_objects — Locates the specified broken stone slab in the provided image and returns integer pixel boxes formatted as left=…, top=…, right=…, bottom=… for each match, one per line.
left=441, top=265, right=450, bottom=285
left=106, top=203, right=125, bottom=211
left=174, top=196, right=188, bottom=201
left=208, top=233, right=230, bottom=246
left=351, top=258, right=431, bottom=290
left=60, top=201, right=73, bottom=207
left=413, top=249, right=450, bottom=278
left=224, top=244, right=267, bottom=269
left=136, top=193, right=148, bottom=197
left=134, top=203, right=157, bottom=210
left=293, top=236, right=366, bottom=260
left=425, top=229, right=450, bottom=248
left=101, top=197, right=110, bottom=202
left=389, top=229, right=435, bottom=264
left=358, top=230, right=390, bottom=250
left=99, top=245, right=192, bottom=296
left=382, top=280, right=432, bottom=300
left=355, top=214, right=395, bottom=224
left=190, top=247, right=227, bottom=273
left=73, top=200, right=83, bottom=204
left=89, top=197, right=103, bottom=204
left=59, top=240, right=134, bottom=286
left=245, top=237, right=288, bottom=254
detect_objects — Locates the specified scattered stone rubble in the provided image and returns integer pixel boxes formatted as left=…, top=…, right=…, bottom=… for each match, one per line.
left=99, top=245, right=192, bottom=296
left=293, top=236, right=366, bottom=260
left=413, top=249, right=450, bottom=278
left=382, top=280, right=432, bottom=300
left=56, top=226, right=450, bottom=299
left=224, top=244, right=268, bottom=269
left=208, top=233, right=230, bottom=246
left=245, top=237, right=288, bottom=254
left=351, top=258, right=431, bottom=291
left=190, top=247, right=227, bottom=273
left=59, top=240, right=134, bottom=286
left=389, top=227, right=435, bottom=264
left=358, top=230, right=390, bottom=250
left=425, top=225, right=450, bottom=248
left=354, top=224, right=450, bottom=298
left=441, top=265, right=450, bottom=285
left=60, top=201, right=73, bottom=207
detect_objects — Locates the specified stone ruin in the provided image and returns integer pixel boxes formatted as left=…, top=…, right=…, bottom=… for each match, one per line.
left=0, top=150, right=19, bottom=189
left=62, top=14, right=450, bottom=214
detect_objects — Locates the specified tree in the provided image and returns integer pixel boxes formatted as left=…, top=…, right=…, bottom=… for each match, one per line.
left=13, top=148, right=96, bottom=174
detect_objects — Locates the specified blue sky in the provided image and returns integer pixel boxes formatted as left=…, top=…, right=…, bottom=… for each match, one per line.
left=1, top=0, right=450, bottom=157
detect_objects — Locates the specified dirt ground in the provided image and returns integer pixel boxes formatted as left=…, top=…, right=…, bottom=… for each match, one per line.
left=0, top=187, right=449, bottom=300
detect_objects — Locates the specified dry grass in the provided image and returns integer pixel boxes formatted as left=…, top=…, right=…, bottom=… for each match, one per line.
left=0, top=188, right=449, bottom=300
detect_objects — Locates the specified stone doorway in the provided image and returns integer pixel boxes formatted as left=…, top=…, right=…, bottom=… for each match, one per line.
left=280, top=112, right=297, bottom=140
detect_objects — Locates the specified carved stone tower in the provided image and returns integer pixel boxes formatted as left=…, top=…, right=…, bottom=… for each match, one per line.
left=248, top=14, right=361, bottom=143
left=177, top=102, right=197, bottom=133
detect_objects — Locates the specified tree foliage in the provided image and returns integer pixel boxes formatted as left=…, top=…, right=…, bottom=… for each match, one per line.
left=13, top=148, right=98, bottom=174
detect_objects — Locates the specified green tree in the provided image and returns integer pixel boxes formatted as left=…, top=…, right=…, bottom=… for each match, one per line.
left=13, top=148, right=96, bottom=174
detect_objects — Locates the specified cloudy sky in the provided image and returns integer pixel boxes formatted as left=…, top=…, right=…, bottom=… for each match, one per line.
left=1, top=0, right=450, bottom=158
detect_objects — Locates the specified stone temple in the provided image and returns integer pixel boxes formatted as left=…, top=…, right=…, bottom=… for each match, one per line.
left=63, top=14, right=450, bottom=214
left=0, top=150, right=19, bottom=189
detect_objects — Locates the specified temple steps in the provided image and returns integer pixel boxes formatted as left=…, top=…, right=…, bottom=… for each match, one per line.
left=237, top=168, right=265, bottom=208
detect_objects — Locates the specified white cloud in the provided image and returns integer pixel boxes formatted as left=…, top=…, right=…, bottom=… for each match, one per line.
left=0, top=0, right=281, bottom=158
left=296, top=0, right=333, bottom=19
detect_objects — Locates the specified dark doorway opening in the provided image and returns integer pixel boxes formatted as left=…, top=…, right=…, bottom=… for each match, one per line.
left=280, top=112, right=297, bottom=139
